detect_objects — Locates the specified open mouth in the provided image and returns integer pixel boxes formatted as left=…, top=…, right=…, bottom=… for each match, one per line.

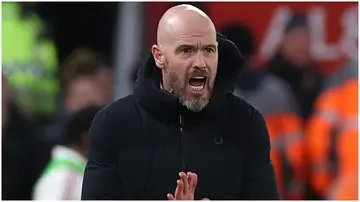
left=188, top=76, right=207, bottom=91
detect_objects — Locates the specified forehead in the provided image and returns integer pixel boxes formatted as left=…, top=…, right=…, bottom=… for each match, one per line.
left=167, top=18, right=216, bottom=47
left=286, top=27, right=309, bottom=37
left=69, top=77, right=94, bottom=88
left=169, top=31, right=217, bottom=49
left=178, top=32, right=215, bottom=45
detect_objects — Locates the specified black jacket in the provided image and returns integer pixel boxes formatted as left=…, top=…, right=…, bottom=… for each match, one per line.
left=81, top=34, right=279, bottom=200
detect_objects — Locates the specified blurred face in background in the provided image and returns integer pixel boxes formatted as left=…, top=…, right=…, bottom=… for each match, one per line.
left=281, top=27, right=311, bottom=68
left=65, top=76, right=109, bottom=115
left=152, top=7, right=218, bottom=112
left=61, top=48, right=114, bottom=107
left=93, top=68, right=114, bottom=102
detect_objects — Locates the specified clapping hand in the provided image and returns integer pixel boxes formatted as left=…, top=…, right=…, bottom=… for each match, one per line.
left=167, top=171, right=209, bottom=200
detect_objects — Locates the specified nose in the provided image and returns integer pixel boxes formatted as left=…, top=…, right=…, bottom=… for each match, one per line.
left=194, top=52, right=206, bottom=69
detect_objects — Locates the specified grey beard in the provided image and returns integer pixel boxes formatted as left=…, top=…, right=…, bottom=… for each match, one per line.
left=163, top=72, right=213, bottom=112
left=178, top=97, right=209, bottom=112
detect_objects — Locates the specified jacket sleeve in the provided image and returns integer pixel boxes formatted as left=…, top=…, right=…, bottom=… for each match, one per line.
left=81, top=107, right=123, bottom=200
left=239, top=107, right=280, bottom=199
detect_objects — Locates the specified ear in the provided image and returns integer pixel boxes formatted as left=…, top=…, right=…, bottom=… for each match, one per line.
left=151, top=45, right=165, bottom=69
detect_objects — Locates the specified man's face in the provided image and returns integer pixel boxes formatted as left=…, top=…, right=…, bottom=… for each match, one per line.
left=161, top=31, right=218, bottom=112
left=282, top=27, right=311, bottom=68
left=94, top=68, right=114, bottom=101
left=65, top=76, right=109, bottom=115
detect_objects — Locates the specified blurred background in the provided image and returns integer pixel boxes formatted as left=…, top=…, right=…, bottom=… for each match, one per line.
left=2, top=1, right=358, bottom=200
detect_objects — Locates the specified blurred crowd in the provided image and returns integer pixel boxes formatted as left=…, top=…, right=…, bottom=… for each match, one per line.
left=2, top=2, right=358, bottom=200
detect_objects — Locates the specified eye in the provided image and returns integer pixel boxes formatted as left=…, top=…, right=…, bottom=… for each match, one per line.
left=205, top=47, right=215, bottom=53
left=181, top=48, right=192, bottom=54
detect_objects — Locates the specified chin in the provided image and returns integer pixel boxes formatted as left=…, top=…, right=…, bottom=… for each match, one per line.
left=181, top=96, right=210, bottom=112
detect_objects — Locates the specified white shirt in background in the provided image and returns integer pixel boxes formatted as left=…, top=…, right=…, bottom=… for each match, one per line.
left=33, top=145, right=87, bottom=200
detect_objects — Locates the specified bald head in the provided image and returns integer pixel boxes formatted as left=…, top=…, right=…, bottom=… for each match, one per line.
left=157, top=4, right=216, bottom=46
left=151, top=4, right=219, bottom=112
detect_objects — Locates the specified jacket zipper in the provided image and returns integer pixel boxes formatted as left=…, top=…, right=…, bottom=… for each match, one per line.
left=179, top=114, right=186, bottom=170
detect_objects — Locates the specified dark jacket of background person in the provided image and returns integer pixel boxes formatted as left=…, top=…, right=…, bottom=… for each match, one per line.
left=2, top=102, right=52, bottom=200
left=267, top=53, right=323, bottom=121
left=81, top=34, right=279, bottom=200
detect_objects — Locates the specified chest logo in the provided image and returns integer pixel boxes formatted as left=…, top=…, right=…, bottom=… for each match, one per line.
left=214, top=136, right=223, bottom=145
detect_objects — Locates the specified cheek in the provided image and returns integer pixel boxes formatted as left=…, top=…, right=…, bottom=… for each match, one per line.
left=205, top=58, right=218, bottom=74
left=167, top=59, right=191, bottom=76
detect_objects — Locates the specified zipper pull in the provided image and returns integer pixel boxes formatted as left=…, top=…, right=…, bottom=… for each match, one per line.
left=179, top=114, right=185, bottom=170
left=180, top=115, right=183, bottom=132
left=180, top=115, right=184, bottom=125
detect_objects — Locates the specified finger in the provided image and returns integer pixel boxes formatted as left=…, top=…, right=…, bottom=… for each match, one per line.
left=167, top=193, right=175, bottom=200
left=179, top=172, right=189, bottom=195
left=201, top=198, right=210, bottom=200
left=187, top=171, right=193, bottom=188
left=174, top=180, right=180, bottom=197
left=187, top=172, right=194, bottom=193
left=189, top=172, right=198, bottom=194
left=175, top=180, right=183, bottom=199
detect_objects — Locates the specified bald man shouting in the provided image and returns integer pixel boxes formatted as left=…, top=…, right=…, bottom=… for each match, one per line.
left=81, top=5, right=279, bottom=200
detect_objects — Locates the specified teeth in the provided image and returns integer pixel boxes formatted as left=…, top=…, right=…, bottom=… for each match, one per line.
left=190, top=84, right=204, bottom=91
left=192, top=76, right=205, bottom=79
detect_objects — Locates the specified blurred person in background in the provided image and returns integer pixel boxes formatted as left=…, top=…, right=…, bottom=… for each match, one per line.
left=305, top=59, right=358, bottom=200
left=61, top=48, right=114, bottom=101
left=2, top=2, right=59, bottom=122
left=329, top=73, right=358, bottom=200
left=267, top=13, right=324, bottom=121
left=33, top=106, right=102, bottom=200
left=61, top=48, right=113, bottom=115
left=222, top=23, right=305, bottom=199
left=43, top=48, right=113, bottom=145
left=64, top=73, right=109, bottom=115
left=2, top=74, right=52, bottom=200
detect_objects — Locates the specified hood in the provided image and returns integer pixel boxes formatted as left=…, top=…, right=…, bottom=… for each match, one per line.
left=133, top=33, right=244, bottom=124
